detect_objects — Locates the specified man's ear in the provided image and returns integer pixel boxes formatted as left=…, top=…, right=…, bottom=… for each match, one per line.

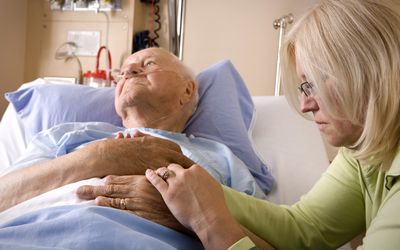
left=180, top=79, right=196, bottom=106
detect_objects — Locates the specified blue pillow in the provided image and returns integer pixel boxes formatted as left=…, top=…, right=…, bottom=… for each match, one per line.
left=185, top=60, right=274, bottom=193
left=6, top=83, right=123, bottom=141
left=5, top=60, right=273, bottom=193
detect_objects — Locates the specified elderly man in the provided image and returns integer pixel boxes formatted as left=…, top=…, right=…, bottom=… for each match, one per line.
left=0, top=48, right=265, bottom=221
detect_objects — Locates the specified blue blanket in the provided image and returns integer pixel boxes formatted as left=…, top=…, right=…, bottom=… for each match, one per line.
left=0, top=205, right=203, bottom=250
left=0, top=122, right=266, bottom=249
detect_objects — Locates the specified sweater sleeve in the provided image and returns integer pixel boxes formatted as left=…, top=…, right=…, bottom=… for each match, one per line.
left=223, top=148, right=366, bottom=249
left=227, top=237, right=257, bottom=250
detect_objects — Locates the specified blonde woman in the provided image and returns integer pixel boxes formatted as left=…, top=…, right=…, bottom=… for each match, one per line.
left=146, top=0, right=400, bottom=249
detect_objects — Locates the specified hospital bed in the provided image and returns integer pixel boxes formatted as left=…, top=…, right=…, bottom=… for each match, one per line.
left=0, top=60, right=332, bottom=248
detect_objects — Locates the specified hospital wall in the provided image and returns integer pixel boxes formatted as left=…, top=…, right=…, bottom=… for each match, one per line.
left=0, top=0, right=28, bottom=120
left=183, top=0, right=319, bottom=96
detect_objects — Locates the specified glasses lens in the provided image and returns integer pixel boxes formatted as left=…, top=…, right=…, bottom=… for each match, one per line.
left=305, top=82, right=313, bottom=96
left=299, top=82, right=313, bottom=97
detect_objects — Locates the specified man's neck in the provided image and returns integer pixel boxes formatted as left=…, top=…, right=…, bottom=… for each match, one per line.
left=122, top=109, right=186, bottom=133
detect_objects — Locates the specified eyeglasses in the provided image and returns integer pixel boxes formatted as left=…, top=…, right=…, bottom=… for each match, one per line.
left=298, top=81, right=314, bottom=97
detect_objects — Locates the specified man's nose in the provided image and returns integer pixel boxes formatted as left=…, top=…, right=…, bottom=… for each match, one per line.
left=300, top=95, right=319, bottom=113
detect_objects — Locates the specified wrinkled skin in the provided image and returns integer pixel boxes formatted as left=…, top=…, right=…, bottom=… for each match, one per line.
left=76, top=175, right=192, bottom=235
left=86, top=135, right=194, bottom=177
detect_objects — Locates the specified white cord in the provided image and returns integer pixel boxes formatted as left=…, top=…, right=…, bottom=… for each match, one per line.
left=99, top=10, right=111, bottom=84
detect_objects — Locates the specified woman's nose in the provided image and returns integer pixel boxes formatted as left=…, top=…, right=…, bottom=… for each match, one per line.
left=300, top=95, right=319, bottom=113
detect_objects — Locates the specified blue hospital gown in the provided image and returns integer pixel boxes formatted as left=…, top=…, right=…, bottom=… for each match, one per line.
left=6, top=122, right=266, bottom=199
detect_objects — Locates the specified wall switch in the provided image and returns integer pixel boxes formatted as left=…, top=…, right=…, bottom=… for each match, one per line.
left=67, top=31, right=100, bottom=56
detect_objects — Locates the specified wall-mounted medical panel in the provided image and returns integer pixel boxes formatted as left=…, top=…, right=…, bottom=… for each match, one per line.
left=49, top=0, right=122, bottom=12
left=23, top=0, right=145, bottom=84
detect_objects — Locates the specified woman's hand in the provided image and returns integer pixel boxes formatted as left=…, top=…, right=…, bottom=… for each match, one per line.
left=76, top=175, right=189, bottom=234
left=145, top=164, right=246, bottom=249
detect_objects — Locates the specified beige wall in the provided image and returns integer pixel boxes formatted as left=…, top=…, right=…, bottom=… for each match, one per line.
left=0, top=0, right=28, bottom=116
left=183, top=0, right=319, bottom=96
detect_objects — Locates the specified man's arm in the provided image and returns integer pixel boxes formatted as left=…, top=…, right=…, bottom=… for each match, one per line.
left=0, top=146, right=97, bottom=211
left=0, top=136, right=193, bottom=212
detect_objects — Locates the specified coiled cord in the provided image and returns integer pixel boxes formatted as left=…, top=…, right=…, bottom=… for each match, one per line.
left=150, top=0, right=161, bottom=47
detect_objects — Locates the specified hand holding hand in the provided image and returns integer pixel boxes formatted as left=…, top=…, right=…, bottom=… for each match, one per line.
left=76, top=175, right=189, bottom=233
left=146, top=164, right=246, bottom=249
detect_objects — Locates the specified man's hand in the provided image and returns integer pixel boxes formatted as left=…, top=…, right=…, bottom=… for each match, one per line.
left=0, top=134, right=193, bottom=212
left=76, top=175, right=190, bottom=234
left=83, top=135, right=194, bottom=177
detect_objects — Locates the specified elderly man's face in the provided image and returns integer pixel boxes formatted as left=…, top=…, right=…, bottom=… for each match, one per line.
left=114, top=48, right=191, bottom=120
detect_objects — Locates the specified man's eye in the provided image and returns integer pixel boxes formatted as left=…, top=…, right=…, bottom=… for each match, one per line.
left=145, top=61, right=155, bottom=67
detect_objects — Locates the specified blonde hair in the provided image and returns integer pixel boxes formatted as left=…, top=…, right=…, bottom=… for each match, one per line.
left=282, top=0, right=400, bottom=169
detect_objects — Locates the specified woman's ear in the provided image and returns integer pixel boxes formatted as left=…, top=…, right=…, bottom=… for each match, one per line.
left=180, top=79, right=196, bottom=106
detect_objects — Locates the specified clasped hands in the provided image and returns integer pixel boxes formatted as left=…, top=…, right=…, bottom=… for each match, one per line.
left=76, top=132, right=259, bottom=248
left=76, top=131, right=193, bottom=234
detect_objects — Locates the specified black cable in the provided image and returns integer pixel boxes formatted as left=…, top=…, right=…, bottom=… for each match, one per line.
left=134, top=0, right=160, bottom=51
left=151, top=1, right=161, bottom=47
left=133, top=30, right=150, bottom=53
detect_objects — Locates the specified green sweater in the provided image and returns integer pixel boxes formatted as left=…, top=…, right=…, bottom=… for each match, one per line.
left=224, top=148, right=400, bottom=249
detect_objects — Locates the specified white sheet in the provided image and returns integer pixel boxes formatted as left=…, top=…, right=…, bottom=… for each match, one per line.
left=0, top=178, right=102, bottom=224
left=0, top=103, right=26, bottom=169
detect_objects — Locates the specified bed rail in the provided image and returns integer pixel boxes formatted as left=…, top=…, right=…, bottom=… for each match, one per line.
left=168, top=0, right=186, bottom=60
left=273, top=14, right=294, bottom=96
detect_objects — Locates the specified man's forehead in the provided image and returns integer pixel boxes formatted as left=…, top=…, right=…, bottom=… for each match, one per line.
left=124, top=48, right=172, bottom=65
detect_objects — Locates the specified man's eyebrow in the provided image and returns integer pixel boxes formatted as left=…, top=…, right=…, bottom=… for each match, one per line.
left=143, top=56, right=158, bottom=62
